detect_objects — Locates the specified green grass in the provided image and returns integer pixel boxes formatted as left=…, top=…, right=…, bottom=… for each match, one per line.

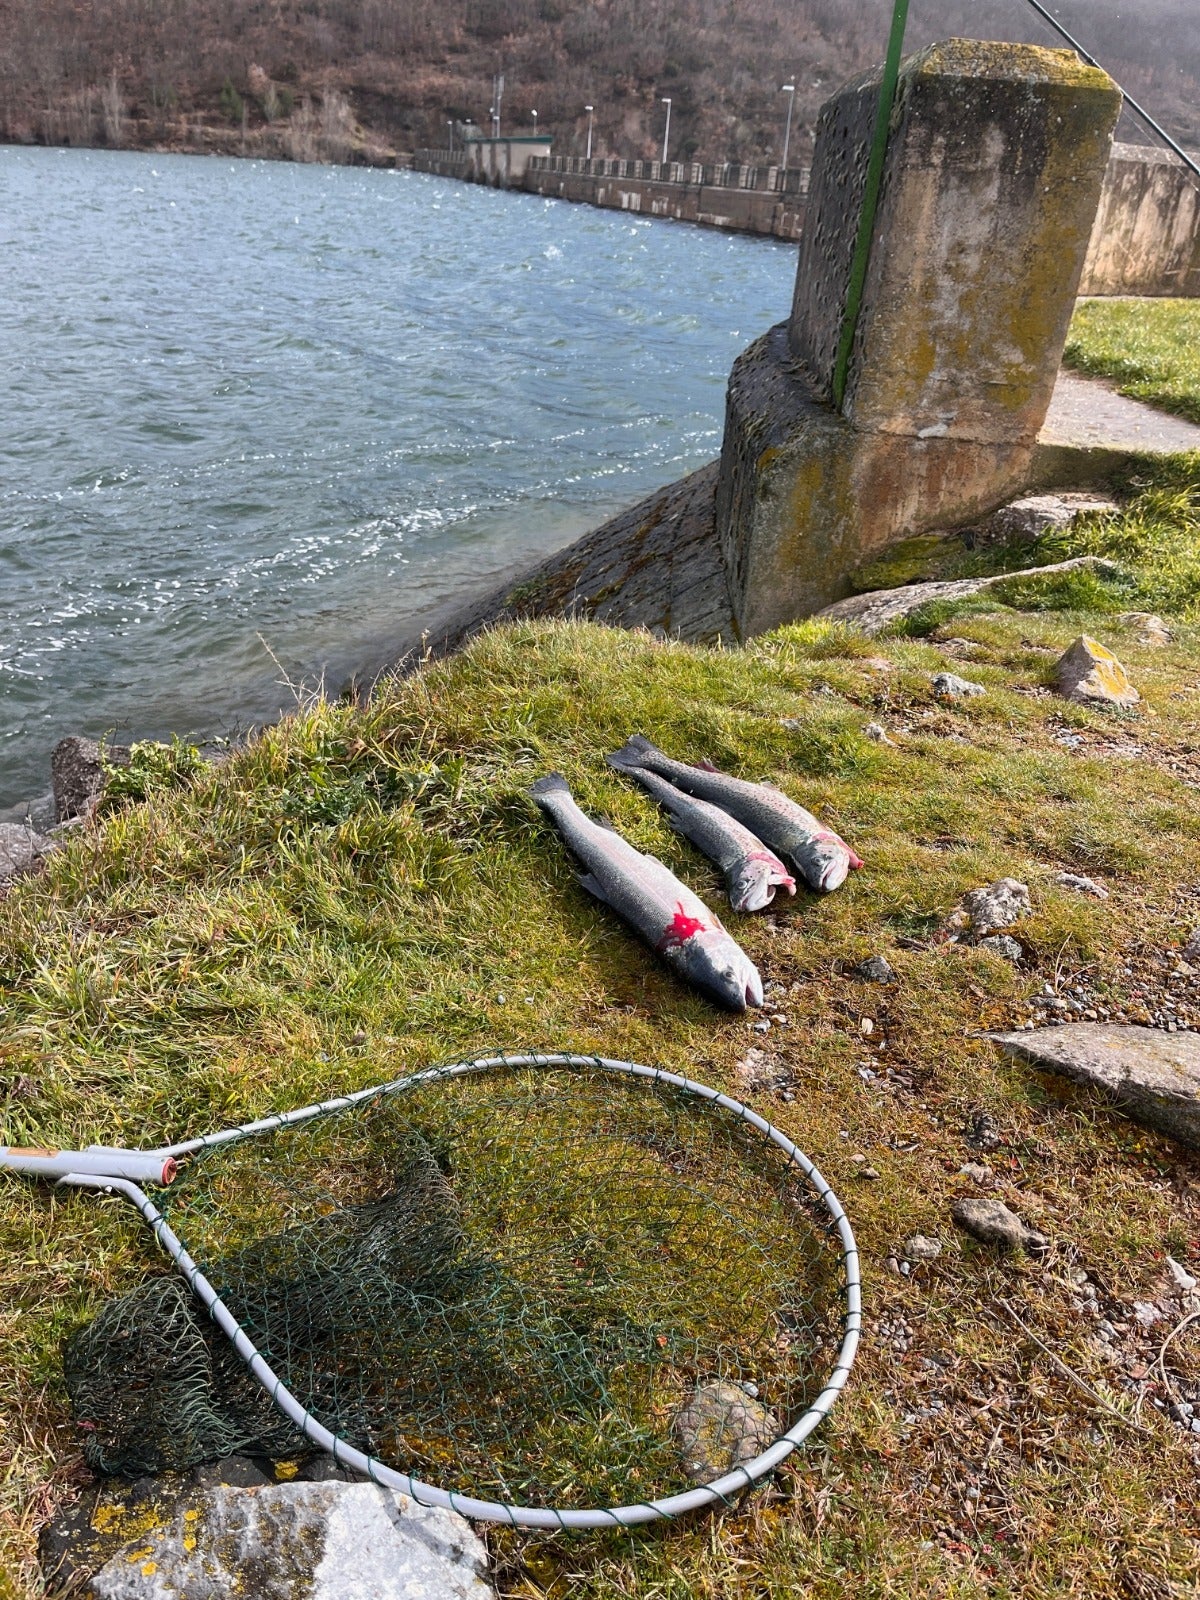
left=1065, top=298, right=1200, bottom=425
left=3, top=613, right=1200, bottom=1597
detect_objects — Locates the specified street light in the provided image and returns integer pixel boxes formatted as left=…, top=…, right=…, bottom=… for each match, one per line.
left=531, top=108, right=538, bottom=134
left=660, top=96, right=671, bottom=165
left=584, top=104, right=594, bottom=160
left=447, top=118, right=454, bottom=153
left=780, top=82, right=795, bottom=170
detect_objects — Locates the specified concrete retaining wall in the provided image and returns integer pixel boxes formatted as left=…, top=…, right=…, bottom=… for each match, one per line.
left=1080, top=142, right=1200, bottom=297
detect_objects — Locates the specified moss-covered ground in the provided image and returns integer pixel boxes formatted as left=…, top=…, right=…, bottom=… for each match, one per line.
left=3, top=314, right=1200, bottom=1597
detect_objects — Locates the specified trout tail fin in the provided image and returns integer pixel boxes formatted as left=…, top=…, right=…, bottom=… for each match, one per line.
left=530, top=772, right=572, bottom=809
left=605, top=733, right=660, bottom=772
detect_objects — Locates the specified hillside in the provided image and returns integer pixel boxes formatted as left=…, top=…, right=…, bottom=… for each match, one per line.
left=0, top=0, right=1196, bottom=169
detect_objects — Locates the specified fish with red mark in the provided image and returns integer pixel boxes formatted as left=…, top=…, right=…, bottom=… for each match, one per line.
left=607, top=734, right=862, bottom=893
left=531, top=773, right=763, bottom=1011
left=603, top=758, right=796, bottom=912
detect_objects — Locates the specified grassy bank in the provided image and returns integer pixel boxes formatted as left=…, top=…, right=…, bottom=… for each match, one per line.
left=3, top=313, right=1200, bottom=1595
left=3, top=604, right=1200, bottom=1596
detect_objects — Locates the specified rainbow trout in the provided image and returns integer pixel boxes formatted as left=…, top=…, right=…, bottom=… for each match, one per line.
left=605, top=758, right=795, bottom=913
left=531, top=773, right=763, bottom=1011
left=607, top=734, right=862, bottom=893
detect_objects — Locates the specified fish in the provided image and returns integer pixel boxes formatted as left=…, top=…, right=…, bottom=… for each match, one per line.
left=530, top=773, right=763, bottom=1012
left=604, top=758, right=795, bottom=913
left=607, top=735, right=863, bottom=894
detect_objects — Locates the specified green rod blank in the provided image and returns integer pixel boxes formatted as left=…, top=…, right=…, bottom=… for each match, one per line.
left=831, top=0, right=911, bottom=412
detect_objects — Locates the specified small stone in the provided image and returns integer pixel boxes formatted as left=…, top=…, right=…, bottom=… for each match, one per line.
left=864, top=722, right=896, bottom=746
left=859, top=1165, right=881, bottom=1180
left=855, top=954, right=896, bottom=984
left=860, top=1017, right=875, bottom=1036
left=931, top=672, right=986, bottom=700
left=976, top=934, right=1023, bottom=963
left=950, top=1196, right=1048, bottom=1252
left=960, top=879, right=1031, bottom=937
left=1053, top=636, right=1139, bottom=709
left=349, top=1031, right=368, bottom=1046
left=959, top=1162, right=992, bottom=1184
left=1166, top=1255, right=1198, bottom=1294
left=1118, top=611, right=1172, bottom=646
left=903, top=1234, right=943, bottom=1261
left=673, top=1381, right=778, bottom=1483
left=1056, top=872, right=1108, bottom=899
left=1183, top=929, right=1200, bottom=963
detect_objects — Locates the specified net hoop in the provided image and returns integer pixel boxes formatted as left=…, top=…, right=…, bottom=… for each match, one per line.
left=64, top=1052, right=862, bottom=1530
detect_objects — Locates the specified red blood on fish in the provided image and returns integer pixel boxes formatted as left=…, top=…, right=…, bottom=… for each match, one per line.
left=657, top=904, right=710, bottom=951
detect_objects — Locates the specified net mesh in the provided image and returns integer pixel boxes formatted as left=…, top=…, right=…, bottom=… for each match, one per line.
left=64, top=1063, right=845, bottom=1510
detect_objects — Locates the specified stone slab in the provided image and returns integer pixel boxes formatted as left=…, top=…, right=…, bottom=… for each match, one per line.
left=991, top=1023, right=1200, bottom=1149
left=817, top=554, right=1120, bottom=634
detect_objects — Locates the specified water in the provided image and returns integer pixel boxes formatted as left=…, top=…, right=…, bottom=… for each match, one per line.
left=0, top=147, right=795, bottom=808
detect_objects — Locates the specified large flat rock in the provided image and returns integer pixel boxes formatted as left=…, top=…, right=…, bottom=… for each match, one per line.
left=991, top=1023, right=1200, bottom=1149
left=80, top=1479, right=493, bottom=1600
left=817, top=555, right=1119, bottom=635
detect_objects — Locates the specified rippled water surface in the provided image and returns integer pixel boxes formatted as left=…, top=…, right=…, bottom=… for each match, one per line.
left=0, top=147, right=794, bottom=806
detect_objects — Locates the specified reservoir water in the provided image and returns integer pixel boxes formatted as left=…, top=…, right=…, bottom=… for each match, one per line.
left=0, top=147, right=795, bottom=808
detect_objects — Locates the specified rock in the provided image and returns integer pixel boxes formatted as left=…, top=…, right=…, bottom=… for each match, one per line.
left=816, top=556, right=1122, bottom=635
left=1056, top=871, right=1108, bottom=899
left=51, top=735, right=131, bottom=823
left=950, top=1196, right=1048, bottom=1252
left=1053, top=635, right=1139, bottom=709
left=1183, top=928, right=1200, bottom=963
left=864, top=721, right=896, bottom=746
left=931, top=671, right=986, bottom=699
left=964, top=1109, right=1002, bottom=1151
left=191, top=1454, right=273, bottom=1491
left=964, top=493, right=1119, bottom=547
left=952, top=878, right=1030, bottom=940
left=0, top=791, right=57, bottom=832
left=976, top=934, right=1024, bottom=962
left=855, top=953, right=896, bottom=984
left=903, top=1234, right=943, bottom=1261
left=959, top=1162, right=993, bottom=1184
left=83, top=1479, right=492, bottom=1600
left=673, top=1380, right=778, bottom=1484
left=990, top=1023, right=1200, bottom=1151
left=0, top=822, right=53, bottom=883
left=1118, top=611, right=1172, bottom=646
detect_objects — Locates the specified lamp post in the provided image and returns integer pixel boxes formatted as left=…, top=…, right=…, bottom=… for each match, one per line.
left=780, top=82, right=795, bottom=170
left=447, top=118, right=454, bottom=153
left=531, top=108, right=537, bottom=136
left=584, top=104, right=593, bottom=160
left=660, top=96, right=671, bottom=165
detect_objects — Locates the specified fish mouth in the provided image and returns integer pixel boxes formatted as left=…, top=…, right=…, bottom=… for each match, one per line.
left=744, top=968, right=764, bottom=1008
left=818, top=856, right=850, bottom=893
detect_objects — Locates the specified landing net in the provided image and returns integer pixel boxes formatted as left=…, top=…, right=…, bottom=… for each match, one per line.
left=62, top=1055, right=859, bottom=1526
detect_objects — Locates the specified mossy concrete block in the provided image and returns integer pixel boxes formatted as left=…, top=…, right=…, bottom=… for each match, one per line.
left=791, top=40, right=1121, bottom=439
left=715, top=325, right=1030, bottom=632
left=718, top=41, right=1121, bottom=637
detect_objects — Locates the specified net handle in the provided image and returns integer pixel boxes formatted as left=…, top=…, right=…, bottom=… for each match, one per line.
left=55, top=1052, right=861, bottom=1530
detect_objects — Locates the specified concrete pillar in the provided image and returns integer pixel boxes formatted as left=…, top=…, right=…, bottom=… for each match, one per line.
left=715, top=40, right=1121, bottom=637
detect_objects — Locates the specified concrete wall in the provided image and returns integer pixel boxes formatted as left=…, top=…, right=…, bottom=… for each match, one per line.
left=413, top=137, right=1199, bottom=299
left=1081, top=142, right=1200, bottom=297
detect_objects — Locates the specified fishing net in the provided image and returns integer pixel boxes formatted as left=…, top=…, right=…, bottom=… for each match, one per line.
left=64, top=1058, right=854, bottom=1518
